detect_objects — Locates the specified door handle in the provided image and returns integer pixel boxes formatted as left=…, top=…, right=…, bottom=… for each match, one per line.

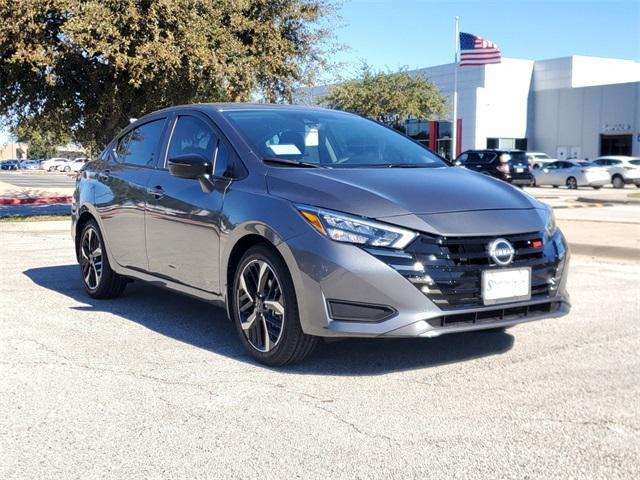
left=147, top=185, right=165, bottom=199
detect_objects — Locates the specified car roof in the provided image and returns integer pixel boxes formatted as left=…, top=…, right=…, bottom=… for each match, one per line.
left=153, top=102, right=336, bottom=116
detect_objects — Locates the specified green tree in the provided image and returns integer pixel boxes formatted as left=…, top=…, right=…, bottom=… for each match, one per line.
left=0, top=0, right=338, bottom=150
left=12, top=117, right=72, bottom=159
left=321, top=64, right=448, bottom=126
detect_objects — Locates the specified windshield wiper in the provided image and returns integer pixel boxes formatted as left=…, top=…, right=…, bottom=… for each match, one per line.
left=263, top=157, right=326, bottom=168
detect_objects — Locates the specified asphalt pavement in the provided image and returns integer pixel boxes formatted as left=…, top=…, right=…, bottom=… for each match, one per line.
left=0, top=170, right=76, bottom=189
left=1, top=221, right=638, bottom=479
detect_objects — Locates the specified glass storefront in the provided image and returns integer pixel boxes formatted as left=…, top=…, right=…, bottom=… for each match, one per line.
left=405, top=119, right=454, bottom=159
left=405, top=120, right=430, bottom=147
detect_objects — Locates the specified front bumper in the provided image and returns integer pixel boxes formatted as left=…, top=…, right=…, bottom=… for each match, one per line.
left=278, top=229, right=571, bottom=338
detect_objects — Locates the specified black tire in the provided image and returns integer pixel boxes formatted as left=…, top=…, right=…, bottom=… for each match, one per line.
left=612, top=175, right=625, bottom=189
left=78, top=220, right=127, bottom=299
left=231, top=244, right=318, bottom=366
left=566, top=176, right=578, bottom=189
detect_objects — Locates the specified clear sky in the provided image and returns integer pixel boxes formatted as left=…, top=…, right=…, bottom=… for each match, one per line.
left=331, top=0, right=640, bottom=74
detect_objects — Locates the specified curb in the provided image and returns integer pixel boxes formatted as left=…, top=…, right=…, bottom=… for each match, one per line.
left=0, top=196, right=72, bottom=205
left=569, top=243, right=639, bottom=261
left=576, top=196, right=640, bottom=205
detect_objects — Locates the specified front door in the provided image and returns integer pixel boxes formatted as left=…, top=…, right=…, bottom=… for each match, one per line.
left=96, top=117, right=167, bottom=271
left=145, top=114, right=230, bottom=294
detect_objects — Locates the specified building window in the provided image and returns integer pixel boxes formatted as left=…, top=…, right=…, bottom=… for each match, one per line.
left=486, top=137, right=527, bottom=150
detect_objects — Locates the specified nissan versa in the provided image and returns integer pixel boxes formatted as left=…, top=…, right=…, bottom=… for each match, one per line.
left=72, top=104, right=570, bottom=365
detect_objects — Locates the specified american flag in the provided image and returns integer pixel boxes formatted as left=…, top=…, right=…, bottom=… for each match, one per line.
left=459, top=32, right=501, bottom=67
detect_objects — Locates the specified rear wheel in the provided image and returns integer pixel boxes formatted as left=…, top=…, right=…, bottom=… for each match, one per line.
left=231, top=245, right=318, bottom=366
left=566, top=177, right=578, bottom=189
left=612, top=175, right=625, bottom=189
left=79, top=220, right=127, bottom=299
left=64, top=166, right=71, bottom=172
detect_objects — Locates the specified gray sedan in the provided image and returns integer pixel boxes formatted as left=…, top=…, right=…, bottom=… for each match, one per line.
left=72, top=104, right=570, bottom=365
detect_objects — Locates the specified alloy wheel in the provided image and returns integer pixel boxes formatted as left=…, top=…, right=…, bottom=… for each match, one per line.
left=236, top=259, right=285, bottom=353
left=80, top=227, right=103, bottom=290
left=567, top=177, right=577, bottom=189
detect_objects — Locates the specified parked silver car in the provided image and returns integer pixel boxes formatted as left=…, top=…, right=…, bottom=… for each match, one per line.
left=532, top=160, right=610, bottom=189
left=19, top=160, right=41, bottom=170
left=591, top=156, right=640, bottom=188
left=72, top=104, right=570, bottom=365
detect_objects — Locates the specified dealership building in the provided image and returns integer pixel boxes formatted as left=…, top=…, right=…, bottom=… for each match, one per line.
left=309, top=55, right=640, bottom=160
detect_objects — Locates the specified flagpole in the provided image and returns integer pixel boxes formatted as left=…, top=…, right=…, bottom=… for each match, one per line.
left=451, top=16, right=459, bottom=160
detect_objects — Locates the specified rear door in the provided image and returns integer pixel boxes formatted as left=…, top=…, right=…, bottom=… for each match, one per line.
left=145, top=112, right=232, bottom=293
left=95, top=117, right=167, bottom=271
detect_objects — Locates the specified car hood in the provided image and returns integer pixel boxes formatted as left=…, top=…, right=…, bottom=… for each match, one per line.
left=268, top=165, right=542, bottom=213
left=267, top=166, right=548, bottom=236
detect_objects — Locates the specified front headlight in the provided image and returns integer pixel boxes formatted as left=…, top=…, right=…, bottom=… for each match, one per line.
left=545, top=205, right=557, bottom=236
left=296, top=205, right=418, bottom=249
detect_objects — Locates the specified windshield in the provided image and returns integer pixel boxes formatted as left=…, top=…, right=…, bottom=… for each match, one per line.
left=222, top=109, right=447, bottom=168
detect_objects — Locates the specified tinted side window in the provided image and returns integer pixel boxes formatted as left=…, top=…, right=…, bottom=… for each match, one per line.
left=119, top=119, right=165, bottom=166
left=168, top=116, right=217, bottom=162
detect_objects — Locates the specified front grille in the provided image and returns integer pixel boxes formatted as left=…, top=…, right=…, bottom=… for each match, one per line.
left=366, top=231, right=566, bottom=310
left=428, top=301, right=561, bottom=327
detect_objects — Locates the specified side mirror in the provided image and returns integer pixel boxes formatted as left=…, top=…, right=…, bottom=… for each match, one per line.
left=168, top=154, right=211, bottom=179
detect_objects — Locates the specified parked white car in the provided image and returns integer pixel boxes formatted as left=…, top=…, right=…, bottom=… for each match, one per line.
left=591, top=156, right=640, bottom=188
left=532, top=160, right=610, bottom=189
left=526, top=152, right=555, bottom=170
left=41, top=157, right=70, bottom=172
left=60, top=158, right=88, bottom=173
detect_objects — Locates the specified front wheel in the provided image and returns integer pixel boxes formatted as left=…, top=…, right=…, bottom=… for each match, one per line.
left=566, top=176, right=578, bottom=189
left=231, top=245, right=318, bottom=366
left=79, top=220, right=127, bottom=299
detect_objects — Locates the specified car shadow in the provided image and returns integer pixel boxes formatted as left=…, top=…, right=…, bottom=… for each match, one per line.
left=23, top=264, right=514, bottom=375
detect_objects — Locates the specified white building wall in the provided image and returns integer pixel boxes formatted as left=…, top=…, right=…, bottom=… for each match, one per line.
left=530, top=82, right=640, bottom=159
left=474, top=59, right=533, bottom=148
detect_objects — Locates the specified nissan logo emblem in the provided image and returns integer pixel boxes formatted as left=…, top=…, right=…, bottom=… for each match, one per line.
left=488, top=238, right=515, bottom=265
